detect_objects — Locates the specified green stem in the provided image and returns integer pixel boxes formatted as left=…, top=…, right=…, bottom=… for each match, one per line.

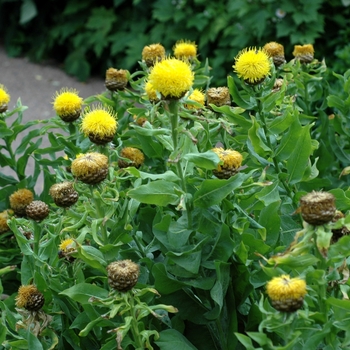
left=129, top=294, right=144, bottom=349
left=168, top=100, right=192, bottom=228
left=90, top=187, right=108, bottom=244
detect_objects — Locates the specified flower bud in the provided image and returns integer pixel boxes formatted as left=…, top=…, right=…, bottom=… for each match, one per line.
left=212, top=147, right=243, bottom=179
left=206, top=87, right=231, bottom=107
left=292, top=44, right=315, bottom=64
left=107, top=260, right=140, bottom=292
left=105, top=68, right=128, bottom=91
left=26, top=200, right=49, bottom=221
left=118, top=147, right=145, bottom=169
left=49, top=182, right=79, bottom=207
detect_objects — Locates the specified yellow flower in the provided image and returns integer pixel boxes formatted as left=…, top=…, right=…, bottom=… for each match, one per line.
left=0, top=84, right=10, bottom=112
left=266, top=275, right=307, bottom=312
left=71, top=152, right=109, bottom=184
left=142, top=43, right=166, bottom=67
left=144, top=81, right=159, bottom=102
left=233, top=47, right=271, bottom=84
left=173, top=40, right=197, bottom=60
left=185, top=89, right=205, bottom=109
left=15, top=285, right=45, bottom=311
left=212, top=147, right=243, bottom=179
left=59, top=238, right=75, bottom=253
left=292, top=44, right=315, bottom=63
left=9, top=188, right=34, bottom=216
left=53, top=88, right=83, bottom=122
left=0, top=210, right=12, bottom=234
left=148, top=57, right=194, bottom=99
left=81, top=105, right=117, bottom=145
left=118, top=147, right=145, bottom=169
left=263, top=42, right=286, bottom=66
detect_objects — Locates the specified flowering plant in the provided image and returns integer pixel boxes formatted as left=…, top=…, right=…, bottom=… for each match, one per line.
left=1, top=40, right=350, bottom=350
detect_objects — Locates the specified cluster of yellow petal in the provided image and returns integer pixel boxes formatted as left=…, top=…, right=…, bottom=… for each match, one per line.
left=185, top=89, right=205, bottom=109
left=0, top=84, right=10, bottom=105
left=120, top=147, right=145, bottom=167
left=53, top=88, right=83, bottom=116
left=212, top=147, right=243, bottom=170
left=142, top=44, right=166, bottom=67
left=71, top=152, right=108, bottom=178
left=263, top=42, right=285, bottom=57
left=148, top=58, right=194, bottom=99
left=81, top=106, right=117, bottom=138
left=266, top=275, right=307, bottom=301
left=144, top=81, right=158, bottom=102
left=293, top=44, right=314, bottom=56
left=59, top=238, right=75, bottom=253
left=15, top=285, right=39, bottom=308
left=173, top=40, right=197, bottom=59
left=233, top=47, right=271, bottom=84
left=0, top=210, right=12, bottom=233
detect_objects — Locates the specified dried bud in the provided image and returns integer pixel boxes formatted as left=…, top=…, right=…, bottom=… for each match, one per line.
left=16, top=285, right=45, bottom=312
left=9, top=188, right=34, bottom=216
left=263, top=42, right=286, bottom=67
left=300, top=191, right=336, bottom=225
left=49, top=182, right=79, bottom=207
left=107, top=260, right=140, bottom=292
left=26, top=200, right=49, bottom=221
left=118, top=147, right=145, bottom=169
left=105, top=68, right=128, bottom=91
left=293, top=44, right=315, bottom=64
left=142, top=44, right=165, bottom=67
left=206, top=87, right=231, bottom=107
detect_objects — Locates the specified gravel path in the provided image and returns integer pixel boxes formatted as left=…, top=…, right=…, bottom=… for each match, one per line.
left=0, top=46, right=106, bottom=193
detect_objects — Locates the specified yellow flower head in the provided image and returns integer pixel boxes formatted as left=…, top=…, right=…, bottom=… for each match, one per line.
left=148, top=57, right=194, bottom=99
left=173, top=40, right=197, bottom=60
left=0, top=210, right=12, bottom=234
left=266, top=275, right=307, bottom=312
left=71, top=152, right=109, bottom=184
left=9, top=188, right=34, bottom=216
left=263, top=42, right=286, bottom=66
left=15, top=285, right=45, bottom=311
left=105, top=68, right=128, bottom=91
left=81, top=105, right=117, bottom=145
left=185, top=89, right=205, bottom=109
left=212, top=147, right=243, bottom=170
left=53, top=88, right=83, bottom=122
left=142, top=43, right=166, bottom=67
left=144, top=81, right=159, bottom=102
left=118, top=147, right=145, bottom=168
left=59, top=238, right=75, bottom=253
left=0, top=84, right=10, bottom=112
left=233, top=47, right=271, bottom=84
left=292, top=44, right=315, bottom=63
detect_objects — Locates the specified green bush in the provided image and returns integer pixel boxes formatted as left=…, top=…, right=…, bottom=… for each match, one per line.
left=1, top=0, right=350, bottom=83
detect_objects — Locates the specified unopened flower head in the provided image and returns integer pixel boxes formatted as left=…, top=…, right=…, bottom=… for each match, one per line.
left=118, top=147, right=145, bottom=169
left=53, top=88, right=83, bottom=122
left=9, top=188, right=34, bottom=216
left=293, top=44, right=315, bottom=63
left=266, top=275, right=307, bottom=312
left=49, top=182, right=79, bottom=207
left=142, top=43, right=166, bottom=67
left=71, top=152, right=109, bottom=184
left=0, top=84, right=10, bottom=113
left=185, top=89, right=205, bottom=109
left=107, top=259, right=140, bottom=292
left=26, top=200, right=49, bottom=221
left=105, top=68, right=128, bottom=91
left=148, top=57, right=194, bottom=99
left=263, top=42, right=286, bottom=66
left=173, top=40, right=197, bottom=60
left=16, top=285, right=45, bottom=311
left=81, top=105, right=117, bottom=145
left=144, top=81, right=159, bottom=103
left=207, top=87, right=231, bottom=107
left=233, top=47, right=271, bottom=84
left=212, top=147, right=243, bottom=179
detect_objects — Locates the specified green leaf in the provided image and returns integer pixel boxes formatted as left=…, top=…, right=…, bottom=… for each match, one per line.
left=255, top=181, right=280, bottom=206
left=227, top=76, right=255, bottom=109
left=268, top=107, right=295, bottom=134
left=20, top=0, right=37, bottom=24
left=60, top=283, right=109, bottom=304
left=27, top=330, right=43, bottom=350
left=194, top=172, right=250, bottom=208
left=156, top=329, right=197, bottom=350
left=152, top=263, right=185, bottom=294
left=126, top=168, right=179, bottom=182
left=128, top=180, right=180, bottom=206
left=167, top=249, right=202, bottom=274
left=248, top=116, right=271, bottom=157
left=0, top=120, right=13, bottom=137
left=183, top=151, right=220, bottom=170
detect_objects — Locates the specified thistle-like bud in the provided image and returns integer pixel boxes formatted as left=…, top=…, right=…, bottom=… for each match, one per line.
left=299, top=191, right=336, bottom=226
left=206, top=87, right=231, bottom=107
left=9, top=189, right=34, bottom=216
left=292, top=44, right=315, bottom=64
left=49, top=182, right=79, bottom=207
left=71, top=152, right=109, bottom=184
left=16, top=285, right=45, bottom=312
left=142, top=43, right=166, bottom=67
left=266, top=275, right=307, bottom=312
left=105, top=68, right=128, bottom=91
left=118, top=147, right=145, bottom=169
left=107, top=260, right=140, bottom=292
left=26, top=200, right=50, bottom=221
left=212, top=147, right=243, bottom=179
left=263, top=42, right=286, bottom=67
